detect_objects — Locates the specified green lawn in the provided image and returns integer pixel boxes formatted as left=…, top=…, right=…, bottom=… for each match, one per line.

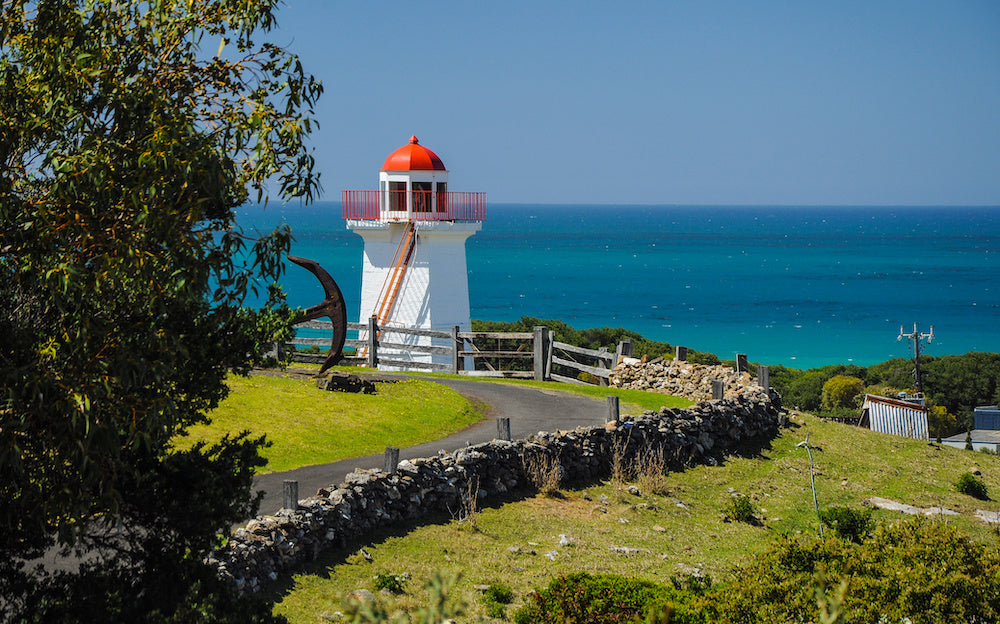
left=267, top=411, right=1000, bottom=622
left=174, top=373, right=484, bottom=474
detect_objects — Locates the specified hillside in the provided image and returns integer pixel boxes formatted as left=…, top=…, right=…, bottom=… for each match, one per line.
left=267, top=408, right=1000, bottom=622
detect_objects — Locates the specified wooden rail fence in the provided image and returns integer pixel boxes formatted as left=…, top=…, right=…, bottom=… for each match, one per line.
left=282, top=318, right=635, bottom=385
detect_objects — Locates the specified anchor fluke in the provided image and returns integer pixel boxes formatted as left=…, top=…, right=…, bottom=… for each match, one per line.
left=288, top=255, right=348, bottom=374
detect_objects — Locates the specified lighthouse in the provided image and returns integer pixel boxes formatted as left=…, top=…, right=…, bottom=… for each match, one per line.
left=343, top=136, right=485, bottom=370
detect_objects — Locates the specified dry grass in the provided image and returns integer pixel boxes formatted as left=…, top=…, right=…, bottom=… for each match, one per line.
left=522, top=448, right=562, bottom=496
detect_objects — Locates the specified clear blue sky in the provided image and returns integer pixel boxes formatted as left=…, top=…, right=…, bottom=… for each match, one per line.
left=270, top=1, right=1000, bottom=206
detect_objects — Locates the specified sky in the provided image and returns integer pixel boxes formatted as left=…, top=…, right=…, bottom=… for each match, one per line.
left=268, top=1, right=1000, bottom=206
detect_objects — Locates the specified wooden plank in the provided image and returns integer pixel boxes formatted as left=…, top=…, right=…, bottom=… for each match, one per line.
left=377, top=358, right=449, bottom=371
left=294, top=320, right=333, bottom=329
left=458, top=370, right=534, bottom=379
left=458, top=331, right=534, bottom=340
left=550, top=372, right=591, bottom=385
left=290, top=353, right=326, bottom=364
left=457, top=350, right=533, bottom=358
left=551, top=355, right=612, bottom=378
left=379, top=341, right=453, bottom=355
left=288, top=338, right=333, bottom=347
left=380, top=326, right=452, bottom=339
left=551, top=341, right=615, bottom=361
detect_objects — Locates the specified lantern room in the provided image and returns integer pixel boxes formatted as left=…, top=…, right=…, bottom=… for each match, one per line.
left=343, top=136, right=485, bottom=222
left=380, top=135, right=448, bottom=218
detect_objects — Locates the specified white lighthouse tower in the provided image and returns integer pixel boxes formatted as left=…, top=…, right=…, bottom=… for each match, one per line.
left=343, top=136, right=485, bottom=370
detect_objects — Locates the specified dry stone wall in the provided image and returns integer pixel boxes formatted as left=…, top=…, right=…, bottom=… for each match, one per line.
left=610, top=359, right=768, bottom=403
left=210, top=390, right=781, bottom=592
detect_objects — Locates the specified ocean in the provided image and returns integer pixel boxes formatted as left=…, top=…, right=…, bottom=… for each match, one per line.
left=235, top=203, right=1000, bottom=371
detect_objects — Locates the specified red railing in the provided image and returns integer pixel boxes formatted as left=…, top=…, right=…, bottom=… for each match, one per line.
left=342, top=190, right=486, bottom=221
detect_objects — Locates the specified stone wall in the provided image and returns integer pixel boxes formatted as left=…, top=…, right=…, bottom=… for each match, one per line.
left=610, top=359, right=767, bottom=402
left=210, top=391, right=781, bottom=592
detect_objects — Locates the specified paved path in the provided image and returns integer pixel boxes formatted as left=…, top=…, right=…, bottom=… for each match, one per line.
left=251, top=377, right=608, bottom=517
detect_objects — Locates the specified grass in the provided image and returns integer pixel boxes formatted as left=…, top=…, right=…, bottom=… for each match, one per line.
left=267, top=411, right=1000, bottom=622
left=173, top=373, right=484, bottom=474
left=303, top=364, right=695, bottom=414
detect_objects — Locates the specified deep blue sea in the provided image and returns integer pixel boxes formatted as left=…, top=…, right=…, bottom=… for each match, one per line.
left=236, top=203, right=1000, bottom=370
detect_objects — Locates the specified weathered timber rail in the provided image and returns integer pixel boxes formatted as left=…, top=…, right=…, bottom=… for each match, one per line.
left=283, top=318, right=634, bottom=385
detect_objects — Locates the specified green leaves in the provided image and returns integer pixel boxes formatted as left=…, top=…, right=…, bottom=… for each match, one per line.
left=1, top=1, right=318, bottom=620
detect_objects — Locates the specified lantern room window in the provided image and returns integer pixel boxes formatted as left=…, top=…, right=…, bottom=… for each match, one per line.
left=412, top=181, right=432, bottom=213
left=389, top=181, right=406, bottom=212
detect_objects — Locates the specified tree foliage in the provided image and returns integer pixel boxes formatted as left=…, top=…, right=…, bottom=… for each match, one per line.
left=0, top=0, right=319, bottom=620
left=821, top=375, right=865, bottom=411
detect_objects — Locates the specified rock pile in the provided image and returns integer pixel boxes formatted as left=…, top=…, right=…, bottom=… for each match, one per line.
left=610, top=359, right=768, bottom=402
left=210, top=392, right=781, bottom=592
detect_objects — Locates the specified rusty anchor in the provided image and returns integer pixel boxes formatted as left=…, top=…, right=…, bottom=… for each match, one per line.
left=287, top=255, right=347, bottom=374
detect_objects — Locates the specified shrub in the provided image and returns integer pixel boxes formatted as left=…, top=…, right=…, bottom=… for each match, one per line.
left=514, top=573, right=699, bottom=624
left=484, top=582, right=514, bottom=605
left=697, top=518, right=1000, bottom=624
left=482, top=581, right=514, bottom=620
left=372, top=572, right=409, bottom=594
left=819, top=505, right=875, bottom=543
left=727, top=494, right=760, bottom=525
left=956, top=472, right=990, bottom=500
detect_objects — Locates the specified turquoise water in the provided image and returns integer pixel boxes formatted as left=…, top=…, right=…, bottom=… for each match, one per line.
left=236, top=203, right=1000, bottom=370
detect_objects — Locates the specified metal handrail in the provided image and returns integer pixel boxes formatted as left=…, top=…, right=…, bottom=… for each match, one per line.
left=342, top=190, right=486, bottom=221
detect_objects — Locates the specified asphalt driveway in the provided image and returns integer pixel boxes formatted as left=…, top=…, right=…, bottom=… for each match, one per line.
left=251, top=376, right=610, bottom=516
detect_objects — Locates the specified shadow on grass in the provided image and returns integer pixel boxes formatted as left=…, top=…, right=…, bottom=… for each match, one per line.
left=258, top=487, right=537, bottom=603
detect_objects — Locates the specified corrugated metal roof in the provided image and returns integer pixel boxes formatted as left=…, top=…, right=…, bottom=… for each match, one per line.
left=862, top=394, right=929, bottom=441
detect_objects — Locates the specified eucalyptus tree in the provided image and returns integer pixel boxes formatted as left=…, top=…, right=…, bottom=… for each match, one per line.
left=0, top=1, right=320, bottom=620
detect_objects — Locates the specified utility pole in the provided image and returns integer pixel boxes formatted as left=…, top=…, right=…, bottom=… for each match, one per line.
left=897, top=323, right=934, bottom=393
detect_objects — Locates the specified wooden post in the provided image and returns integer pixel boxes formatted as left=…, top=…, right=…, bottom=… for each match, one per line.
left=533, top=326, right=548, bottom=381
left=383, top=446, right=400, bottom=475
left=545, top=329, right=555, bottom=379
left=451, top=325, right=460, bottom=374
left=614, top=339, right=633, bottom=369
left=282, top=480, right=298, bottom=511
left=598, top=347, right=609, bottom=387
left=496, top=417, right=511, bottom=441
left=712, top=380, right=725, bottom=400
left=736, top=353, right=748, bottom=373
left=606, top=395, right=620, bottom=423
left=757, top=365, right=770, bottom=391
left=367, top=315, right=378, bottom=369
left=675, top=345, right=687, bottom=361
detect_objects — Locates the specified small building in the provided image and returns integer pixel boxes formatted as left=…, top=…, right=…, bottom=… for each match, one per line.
left=941, top=406, right=1000, bottom=452
left=860, top=394, right=929, bottom=441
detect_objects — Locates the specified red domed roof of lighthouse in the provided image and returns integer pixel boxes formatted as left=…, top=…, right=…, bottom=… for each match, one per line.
left=381, top=135, right=446, bottom=171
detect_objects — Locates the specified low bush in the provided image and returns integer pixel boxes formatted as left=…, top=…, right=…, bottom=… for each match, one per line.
left=727, top=494, right=760, bottom=525
left=482, top=581, right=514, bottom=620
left=819, top=505, right=875, bottom=543
left=372, top=573, right=408, bottom=594
left=697, top=518, right=1000, bottom=623
left=513, top=573, right=699, bottom=624
left=955, top=471, right=990, bottom=500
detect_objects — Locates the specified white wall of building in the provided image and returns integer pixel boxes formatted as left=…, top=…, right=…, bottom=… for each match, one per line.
left=351, top=220, right=480, bottom=370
